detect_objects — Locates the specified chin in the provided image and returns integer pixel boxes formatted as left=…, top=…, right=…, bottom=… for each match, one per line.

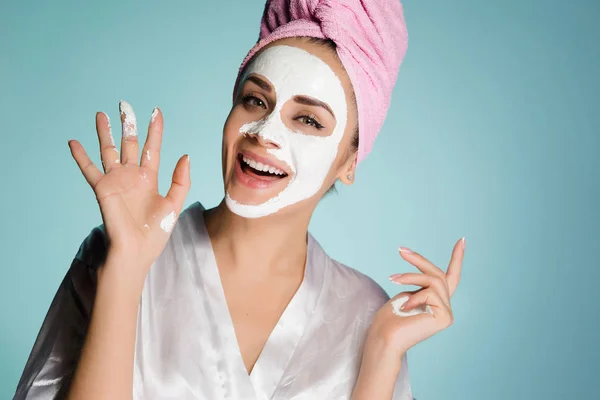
left=225, top=184, right=284, bottom=207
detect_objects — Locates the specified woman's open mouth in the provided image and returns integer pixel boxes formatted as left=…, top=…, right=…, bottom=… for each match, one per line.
left=235, top=152, right=289, bottom=189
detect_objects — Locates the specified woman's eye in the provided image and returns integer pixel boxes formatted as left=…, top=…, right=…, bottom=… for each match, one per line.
left=242, top=95, right=266, bottom=109
left=297, top=116, right=324, bottom=129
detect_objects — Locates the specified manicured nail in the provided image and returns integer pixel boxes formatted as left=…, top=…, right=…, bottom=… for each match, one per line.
left=150, top=107, right=159, bottom=124
left=389, top=273, right=403, bottom=283
left=461, top=236, right=466, bottom=250
left=399, top=247, right=413, bottom=254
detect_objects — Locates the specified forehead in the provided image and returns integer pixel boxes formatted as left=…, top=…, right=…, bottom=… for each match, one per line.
left=242, top=45, right=346, bottom=110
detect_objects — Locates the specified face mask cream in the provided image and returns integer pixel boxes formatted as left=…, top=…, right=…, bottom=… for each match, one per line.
left=226, top=45, right=348, bottom=218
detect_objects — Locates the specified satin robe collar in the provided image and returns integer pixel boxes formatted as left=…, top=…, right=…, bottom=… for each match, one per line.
left=183, top=202, right=326, bottom=399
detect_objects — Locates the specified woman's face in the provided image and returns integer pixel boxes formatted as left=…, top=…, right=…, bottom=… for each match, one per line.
left=221, top=38, right=358, bottom=219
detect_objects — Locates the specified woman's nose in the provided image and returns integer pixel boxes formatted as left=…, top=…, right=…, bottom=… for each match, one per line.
left=247, top=131, right=280, bottom=149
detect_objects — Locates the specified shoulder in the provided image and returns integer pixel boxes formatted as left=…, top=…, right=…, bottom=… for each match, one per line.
left=74, top=224, right=108, bottom=269
left=178, top=201, right=206, bottom=228
left=309, top=234, right=390, bottom=314
left=328, top=256, right=391, bottom=309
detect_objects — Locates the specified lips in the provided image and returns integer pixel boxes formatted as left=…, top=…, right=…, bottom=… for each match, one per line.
left=234, top=151, right=290, bottom=189
left=241, top=151, right=289, bottom=174
left=240, top=154, right=287, bottom=176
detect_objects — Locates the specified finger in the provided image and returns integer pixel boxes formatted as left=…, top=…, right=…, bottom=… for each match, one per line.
left=96, top=112, right=121, bottom=172
left=119, top=100, right=139, bottom=165
left=140, top=107, right=162, bottom=172
left=390, top=272, right=449, bottom=300
left=165, top=154, right=191, bottom=214
left=399, top=283, right=450, bottom=311
left=401, top=287, right=450, bottom=316
left=446, top=237, right=465, bottom=297
left=68, top=140, right=103, bottom=188
left=398, top=246, right=446, bottom=281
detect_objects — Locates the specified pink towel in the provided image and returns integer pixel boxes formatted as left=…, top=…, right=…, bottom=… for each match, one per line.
left=235, top=0, right=408, bottom=164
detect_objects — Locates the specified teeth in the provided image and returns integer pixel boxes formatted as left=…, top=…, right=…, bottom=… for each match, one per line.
left=242, top=155, right=285, bottom=176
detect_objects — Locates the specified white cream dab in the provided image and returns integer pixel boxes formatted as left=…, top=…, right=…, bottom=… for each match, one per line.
left=100, top=111, right=115, bottom=146
left=146, top=150, right=151, bottom=161
left=391, top=296, right=434, bottom=317
left=119, top=100, right=138, bottom=138
left=150, top=107, right=158, bottom=124
left=225, top=46, right=348, bottom=218
left=160, top=211, right=176, bottom=233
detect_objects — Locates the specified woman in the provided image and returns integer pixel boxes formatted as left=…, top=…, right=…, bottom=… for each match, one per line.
left=15, top=0, right=464, bottom=399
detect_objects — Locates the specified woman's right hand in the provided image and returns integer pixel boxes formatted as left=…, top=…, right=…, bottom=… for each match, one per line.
left=68, top=100, right=191, bottom=283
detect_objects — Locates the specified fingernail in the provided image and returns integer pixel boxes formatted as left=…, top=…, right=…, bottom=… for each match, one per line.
left=150, top=107, right=159, bottom=124
left=389, top=273, right=403, bottom=283
left=461, top=236, right=466, bottom=250
left=186, top=154, right=190, bottom=162
left=399, top=246, right=413, bottom=254
left=119, top=100, right=138, bottom=138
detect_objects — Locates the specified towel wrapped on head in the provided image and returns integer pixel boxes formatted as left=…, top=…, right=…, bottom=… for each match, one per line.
left=235, top=0, right=408, bottom=164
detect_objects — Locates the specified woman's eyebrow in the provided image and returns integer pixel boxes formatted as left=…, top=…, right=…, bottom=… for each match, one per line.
left=293, top=95, right=335, bottom=119
left=246, top=75, right=273, bottom=93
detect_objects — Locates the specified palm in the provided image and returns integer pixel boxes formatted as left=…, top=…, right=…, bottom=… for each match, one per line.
left=94, top=165, right=159, bottom=236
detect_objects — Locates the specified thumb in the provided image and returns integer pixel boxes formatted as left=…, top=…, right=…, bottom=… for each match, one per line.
left=165, top=154, right=191, bottom=214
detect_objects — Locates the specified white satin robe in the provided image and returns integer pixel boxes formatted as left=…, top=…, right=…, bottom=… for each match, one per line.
left=15, top=202, right=413, bottom=399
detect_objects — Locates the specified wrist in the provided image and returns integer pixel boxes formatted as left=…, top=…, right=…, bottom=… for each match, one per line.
left=361, top=335, right=403, bottom=375
left=352, top=336, right=404, bottom=400
left=98, top=251, right=150, bottom=297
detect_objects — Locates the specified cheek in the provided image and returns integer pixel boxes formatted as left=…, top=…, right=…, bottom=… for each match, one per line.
left=320, top=131, right=353, bottom=180
left=221, top=110, right=242, bottom=175
left=222, top=110, right=242, bottom=149
left=287, top=135, right=340, bottom=194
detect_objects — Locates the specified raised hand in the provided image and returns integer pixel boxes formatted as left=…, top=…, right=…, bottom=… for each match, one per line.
left=68, top=100, right=191, bottom=281
left=369, top=238, right=465, bottom=357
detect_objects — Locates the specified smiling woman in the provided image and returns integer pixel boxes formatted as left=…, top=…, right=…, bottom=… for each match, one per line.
left=14, top=1, right=464, bottom=399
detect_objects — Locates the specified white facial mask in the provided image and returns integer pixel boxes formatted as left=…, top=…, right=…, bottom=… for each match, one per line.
left=225, top=45, right=348, bottom=218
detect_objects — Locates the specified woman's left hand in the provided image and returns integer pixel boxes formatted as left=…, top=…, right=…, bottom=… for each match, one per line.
left=367, top=237, right=465, bottom=358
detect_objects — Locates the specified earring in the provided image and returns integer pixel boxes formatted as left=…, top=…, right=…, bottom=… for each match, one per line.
left=347, top=174, right=353, bottom=181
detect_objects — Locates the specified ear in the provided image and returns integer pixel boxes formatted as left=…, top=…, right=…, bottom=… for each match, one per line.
left=338, top=151, right=358, bottom=185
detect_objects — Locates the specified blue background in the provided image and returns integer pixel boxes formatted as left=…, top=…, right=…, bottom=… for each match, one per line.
left=1, top=0, right=599, bottom=398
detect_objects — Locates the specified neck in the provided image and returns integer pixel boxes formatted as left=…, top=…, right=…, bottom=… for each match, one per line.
left=204, top=199, right=312, bottom=277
